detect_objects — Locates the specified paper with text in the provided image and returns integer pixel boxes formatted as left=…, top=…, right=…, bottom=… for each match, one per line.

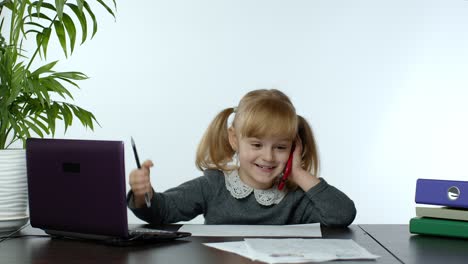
left=245, top=238, right=379, bottom=263
left=205, top=238, right=379, bottom=263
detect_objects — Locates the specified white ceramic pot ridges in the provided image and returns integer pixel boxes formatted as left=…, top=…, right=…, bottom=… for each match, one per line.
left=0, top=149, right=29, bottom=231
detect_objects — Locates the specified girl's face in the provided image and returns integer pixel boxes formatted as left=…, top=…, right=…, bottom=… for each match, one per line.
left=233, top=134, right=294, bottom=189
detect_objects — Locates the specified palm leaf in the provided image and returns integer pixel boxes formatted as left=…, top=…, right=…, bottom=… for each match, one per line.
left=66, top=3, right=87, bottom=44
left=31, top=60, right=57, bottom=75
left=61, top=103, right=73, bottom=131
left=53, top=20, right=67, bottom=57
left=83, top=1, right=97, bottom=38
left=40, top=27, right=51, bottom=57
left=61, top=13, right=76, bottom=53
left=96, top=0, right=115, bottom=18
left=51, top=71, right=88, bottom=80
left=0, top=0, right=116, bottom=149
left=55, top=0, right=65, bottom=20
left=23, top=119, right=45, bottom=137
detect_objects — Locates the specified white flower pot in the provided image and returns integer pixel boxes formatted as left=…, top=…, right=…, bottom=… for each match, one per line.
left=0, top=149, right=29, bottom=232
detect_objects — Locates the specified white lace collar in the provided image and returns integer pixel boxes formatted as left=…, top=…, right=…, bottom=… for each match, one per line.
left=224, top=170, right=287, bottom=206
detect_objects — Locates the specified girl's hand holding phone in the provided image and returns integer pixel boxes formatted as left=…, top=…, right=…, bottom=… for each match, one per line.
left=287, top=137, right=321, bottom=191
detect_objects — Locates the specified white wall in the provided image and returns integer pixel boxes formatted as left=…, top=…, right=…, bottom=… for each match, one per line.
left=29, top=0, right=468, bottom=224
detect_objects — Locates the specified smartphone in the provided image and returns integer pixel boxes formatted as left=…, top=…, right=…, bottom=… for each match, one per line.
left=278, top=144, right=295, bottom=190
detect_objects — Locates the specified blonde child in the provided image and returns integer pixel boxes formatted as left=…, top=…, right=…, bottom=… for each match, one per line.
left=128, top=89, right=356, bottom=226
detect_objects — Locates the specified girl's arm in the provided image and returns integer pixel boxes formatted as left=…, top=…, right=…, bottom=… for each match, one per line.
left=295, top=178, right=357, bottom=227
left=287, top=140, right=356, bottom=227
left=128, top=172, right=216, bottom=225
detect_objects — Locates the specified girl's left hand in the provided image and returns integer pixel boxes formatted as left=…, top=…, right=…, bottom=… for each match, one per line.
left=288, top=136, right=321, bottom=191
left=290, top=136, right=305, bottom=177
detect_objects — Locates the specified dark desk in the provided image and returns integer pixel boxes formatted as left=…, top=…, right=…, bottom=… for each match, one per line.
left=360, top=224, right=468, bottom=264
left=0, top=224, right=398, bottom=264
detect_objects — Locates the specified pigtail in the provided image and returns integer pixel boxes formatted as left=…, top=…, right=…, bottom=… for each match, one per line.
left=297, top=115, right=320, bottom=178
left=196, top=107, right=236, bottom=171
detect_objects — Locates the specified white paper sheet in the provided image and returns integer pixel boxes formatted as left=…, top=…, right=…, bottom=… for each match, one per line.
left=245, top=238, right=379, bottom=263
left=204, top=238, right=380, bottom=263
left=204, top=241, right=252, bottom=259
left=179, top=223, right=321, bottom=237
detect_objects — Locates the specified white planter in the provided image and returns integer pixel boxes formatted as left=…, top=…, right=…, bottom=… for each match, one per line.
left=0, top=149, right=29, bottom=232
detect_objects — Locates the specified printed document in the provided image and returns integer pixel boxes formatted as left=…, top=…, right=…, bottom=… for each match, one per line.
left=204, top=238, right=379, bottom=263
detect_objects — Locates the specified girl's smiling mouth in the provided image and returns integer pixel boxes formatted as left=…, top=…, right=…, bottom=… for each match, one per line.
left=255, top=163, right=276, bottom=170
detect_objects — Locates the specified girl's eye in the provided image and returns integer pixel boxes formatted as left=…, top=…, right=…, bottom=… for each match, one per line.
left=276, top=146, right=288, bottom=150
left=251, top=143, right=261, bottom=148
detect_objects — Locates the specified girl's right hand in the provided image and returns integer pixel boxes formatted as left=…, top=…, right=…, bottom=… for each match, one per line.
left=129, top=160, right=154, bottom=208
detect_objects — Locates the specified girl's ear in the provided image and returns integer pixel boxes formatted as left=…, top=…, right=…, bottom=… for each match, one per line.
left=228, top=127, right=238, bottom=151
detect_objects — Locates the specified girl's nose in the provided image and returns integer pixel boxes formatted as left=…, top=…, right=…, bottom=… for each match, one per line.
left=261, top=148, right=274, bottom=161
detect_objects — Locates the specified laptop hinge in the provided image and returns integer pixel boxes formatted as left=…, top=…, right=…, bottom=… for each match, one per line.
left=45, top=229, right=121, bottom=241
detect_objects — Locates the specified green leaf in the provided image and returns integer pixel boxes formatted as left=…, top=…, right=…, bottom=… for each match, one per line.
left=69, top=105, right=84, bottom=126
left=42, top=77, right=74, bottom=99
left=29, top=115, right=50, bottom=135
left=51, top=71, right=88, bottom=80
left=31, top=60, right=58, bottom=76
left=53, top=20, right=67, bottom=57
left=96, top=0, right=116, bottom=19
left=23, top=119, right=44, bottom=137
left=25, top=29, right=42, bottom=35
left=61, top=104, right=73, bottom=132
left=37, top=81, right=51, bottom=106
left=45, top=104, right=58, bottom=135
left=66, top=3, right=87, bottom=44
left=1, top=0, right=112, bottom=148
left=61, top=13, right=76, bottom=54
left=28, top=1, right=54, bottom=22
left=41, top=28, right=52, bottom=58
left=34, top=0, right=46, bottom=15
left=55, top=0, right=65, bottom=20
left=36, top=114, right=50, bottom=126
left=83, top=1, right=97, bottom=38
left=76, top=0, right=84, bottom=12
left=24, top=22, right=46, bottom=30
left=35, top=33, right=43, bottom=58
left=54, top=76, right=79, bottom=89
left=26, top=12, right=53, bottom=22
left=14, top=119, right=31, bottom=139
left=69, top=104, right=97, bottom=129
left=77, top=106, right=99, bottom=129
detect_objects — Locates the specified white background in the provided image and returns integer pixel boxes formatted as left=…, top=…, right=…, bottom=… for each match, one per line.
left=18, top=0, right=468, bottom=224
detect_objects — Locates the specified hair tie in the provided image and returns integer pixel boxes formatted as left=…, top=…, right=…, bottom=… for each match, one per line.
left=233, top=107, right=238, bottom=113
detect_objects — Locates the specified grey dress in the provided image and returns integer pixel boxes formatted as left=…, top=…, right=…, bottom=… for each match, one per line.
left=128, top=169, right=356, bottom=227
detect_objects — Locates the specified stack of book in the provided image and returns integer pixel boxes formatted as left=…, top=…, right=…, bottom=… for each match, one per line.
left=410, top=179, right=468, bottom=239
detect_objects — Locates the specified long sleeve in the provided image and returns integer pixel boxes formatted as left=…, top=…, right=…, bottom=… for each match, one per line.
left=128, top=170, right=357, bottom=226
left=295, top=178, right=356, bottom=227
left=127, top=174, right=214, bottom=225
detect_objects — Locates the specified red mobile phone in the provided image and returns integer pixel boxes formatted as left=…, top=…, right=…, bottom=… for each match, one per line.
left=278, top=144, right=295, bottom=190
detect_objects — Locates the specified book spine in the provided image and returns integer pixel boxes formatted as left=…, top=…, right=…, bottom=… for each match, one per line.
left=410, top=217, right=468, bottom=239
left=416, top=207, right=468, bottom=221
left=415, top=179, right=468, bottom=208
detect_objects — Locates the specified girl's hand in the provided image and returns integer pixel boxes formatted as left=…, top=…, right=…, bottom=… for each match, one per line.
left=290, top=136, right=303, bottom=174
left=288, top=137, right=321, bottom=191
left=129, top=160, right=154, bottom=208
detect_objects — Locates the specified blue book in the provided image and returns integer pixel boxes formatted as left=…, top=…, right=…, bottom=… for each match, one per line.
left=415, top=179, right=468, bottom=208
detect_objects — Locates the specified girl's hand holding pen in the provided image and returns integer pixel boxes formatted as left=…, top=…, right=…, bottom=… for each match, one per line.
left=129, top=160, right=154, bottom=208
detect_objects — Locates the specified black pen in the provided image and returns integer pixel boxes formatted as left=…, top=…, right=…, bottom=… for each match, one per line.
left=131, top=137, right=151, bottom=208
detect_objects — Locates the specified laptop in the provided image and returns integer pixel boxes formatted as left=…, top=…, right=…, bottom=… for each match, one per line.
left=26, top=138, right=191, bottom=245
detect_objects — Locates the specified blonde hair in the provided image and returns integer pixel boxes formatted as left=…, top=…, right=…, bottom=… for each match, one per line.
left=196, top=89, right=320, bottom=178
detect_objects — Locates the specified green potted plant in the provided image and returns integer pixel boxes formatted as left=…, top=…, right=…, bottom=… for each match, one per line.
left=0, top=0, right=116, bottom=231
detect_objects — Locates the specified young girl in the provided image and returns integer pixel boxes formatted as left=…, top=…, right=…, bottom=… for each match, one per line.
left=128, top=89, right=356, bottom=226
